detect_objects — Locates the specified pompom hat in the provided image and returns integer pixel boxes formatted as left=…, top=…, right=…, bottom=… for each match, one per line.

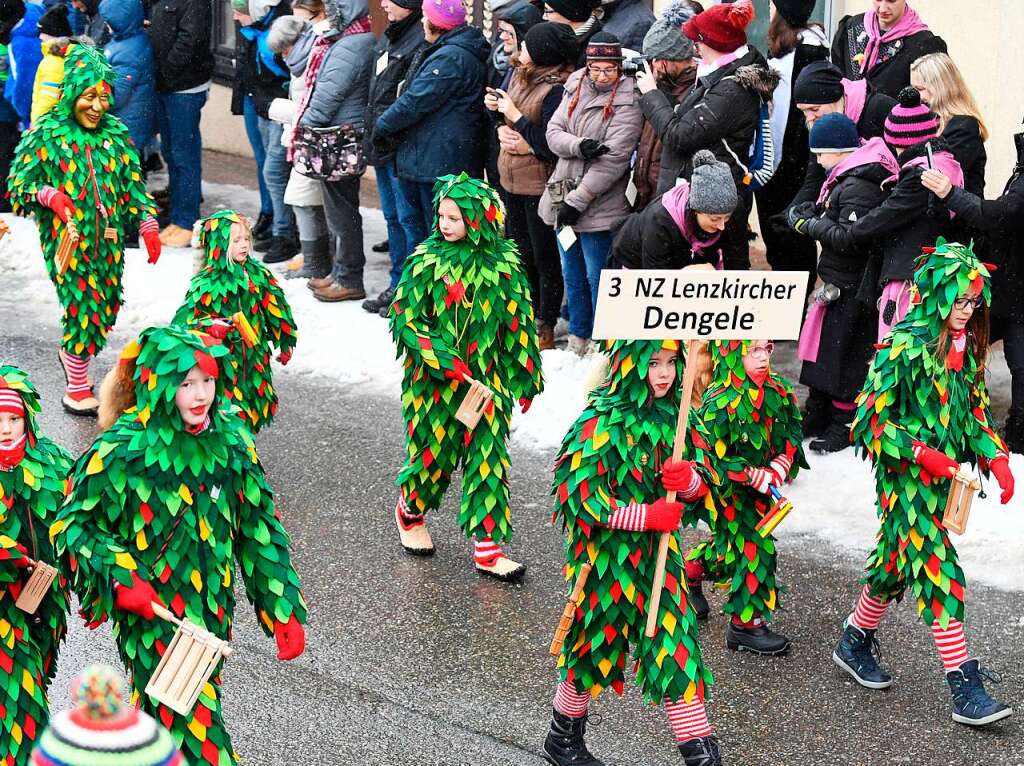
left=884, top=86, right=940, bottom=148
left=683, top=0, right=753, bottom=54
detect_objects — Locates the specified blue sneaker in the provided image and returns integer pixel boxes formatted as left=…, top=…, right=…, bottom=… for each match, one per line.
left=946, top=659, right=1013, bottom=726
left=833, top=621, right=893, bottom=690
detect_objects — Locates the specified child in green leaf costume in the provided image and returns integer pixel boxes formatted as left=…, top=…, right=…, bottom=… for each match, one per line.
left=832, top=240, right=1015, bottom=727
left=51, top=324, right=308, bottom=765
left=685, top=339, right=807, bottom=657
left=387, top=173, right=544, bottom=581
left=173, top=210, right=298, bottom=433
left=543, top=339, right=723, bottom=766
left=0, top=366, right=71, bottom=766
left=7, top=44, right=160, bottom=416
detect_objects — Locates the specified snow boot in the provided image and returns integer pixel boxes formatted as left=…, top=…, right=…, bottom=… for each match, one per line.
left=678, top=736, right=721, bottom=766
left=687, top=580, right=709, bottom=621
left=726, top=621, right=790, bottom=656
left=287, top=236, right=332, bottom=280
left=946, top=660, right=1013, bottom=726
left=832, top=622, right=892, bottom=689
left=810, top=405, right=854, bottom=454
left=252, top=212, right=273, bottom=243
left=542, top=709, right=605, bottom=766
left=537, top=321, right=555, bottom=351
left=371, top=238, right=389, bottom=253
left=362, top=287, right=396, bottom=315
left=263, top=235, right=299, bottom=264
left=801, top=389, right=830, bottom=438
left=1002, top=407, right=1024, bottom=454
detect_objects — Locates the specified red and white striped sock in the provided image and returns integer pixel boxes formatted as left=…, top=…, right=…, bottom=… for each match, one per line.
left=553, top=681, right=590, bottom=719
left=395, top=494, right=424, bottom=529
left=474, top=537, right=505, bottom=567
left=931, top=619, right=970, bottom=672
left=850, top=585, right=890, bottom=631
left=665, top=697, right=712, bottom=741
left=62, top=352, right=91, bottom=395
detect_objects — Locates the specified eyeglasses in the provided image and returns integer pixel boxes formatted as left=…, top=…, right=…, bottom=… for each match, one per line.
left=587, top=65, right=620, bottom=79
left=953, top=296, right=984, bottom=311
left=746, top=342, right=775, bottom=361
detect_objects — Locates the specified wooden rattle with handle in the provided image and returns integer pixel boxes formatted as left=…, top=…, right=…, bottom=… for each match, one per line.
left=549, top=563, right=593, bottom=656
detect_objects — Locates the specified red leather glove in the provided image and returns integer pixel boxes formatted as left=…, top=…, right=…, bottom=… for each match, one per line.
left=645, top=498, right=683, bottom=532
left=113, top=572, right=160, bottom=620
left=142, top=227, right=162, bottom=264
left=444, top=357, right=471, bottom=383
left=913, top=442, right=958, bottom=480
left=519, top=397, right=532, bottom=413
left=278, top=349, right=292, bottom=366
left=991, top=456, right=1014, bottom=505
left=661, top=459, right=695, bottom=493
left=38, top=187, right=76, bottom=224
left=274, top=614, right=305, bottom=660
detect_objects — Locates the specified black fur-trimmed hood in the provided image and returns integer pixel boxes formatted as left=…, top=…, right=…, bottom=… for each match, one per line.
left=732, top=63, right=781, bottom=101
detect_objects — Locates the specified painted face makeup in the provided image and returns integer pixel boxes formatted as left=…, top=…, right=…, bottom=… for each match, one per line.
left=74, top=81, right=111, bottom=129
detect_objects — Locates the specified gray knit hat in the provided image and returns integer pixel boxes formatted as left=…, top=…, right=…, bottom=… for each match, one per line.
left=642, top=1, right=697, bottom=60
left=687, top=150, right=737, bottom=214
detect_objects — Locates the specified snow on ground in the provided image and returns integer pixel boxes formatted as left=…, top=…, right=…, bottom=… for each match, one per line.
left=1, top=181, right=1021, bottom=593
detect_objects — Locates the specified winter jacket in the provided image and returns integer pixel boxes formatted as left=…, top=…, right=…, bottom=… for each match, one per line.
left=363, top=9, right=423, bottom=165
left=497, top=63, right=572, bottom=196
left=149, top=0, right=213, bottom=94
left=538, top=68, right=642, bottom=233
left=274, top=27, right=321, bottom=208
left=297, top=0, right=373, bottom=130
left=810, top=140, right=962, bottom=288
left=831, top=12, right=946, bottom=99
left=30, top=37, right=70, bottom=122
left=0, top=43, right=16, bottom=124
left=631, top=66, right=694, bottom=211
left=943, top=165, right=1024, bottom=325
left=231, top=2, right=290, bottom=119
left=5, top=2, right=43, bottom=122
left=942, top=115, right=986, bottom=197
left=374, top=23, right=490, bottom=184
left=598, top=0, right=653, bottom=53
left=101, top=0, right=156, bottom=150
left=644, top=47, right=779, bottom=194
left=76, top=0, right=108, bottom=45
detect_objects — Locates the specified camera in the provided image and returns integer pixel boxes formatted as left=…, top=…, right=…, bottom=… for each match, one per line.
left=621, top=57, right=647, bottom=77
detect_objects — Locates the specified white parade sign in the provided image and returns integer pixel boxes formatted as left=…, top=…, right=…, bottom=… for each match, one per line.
left=592, top=269, right=809, bottom=341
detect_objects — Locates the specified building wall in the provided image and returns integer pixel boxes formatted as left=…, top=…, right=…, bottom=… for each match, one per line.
left=201, top=84, right=248, bottom=157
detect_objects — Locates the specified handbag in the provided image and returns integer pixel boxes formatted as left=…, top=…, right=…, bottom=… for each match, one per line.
left=292, top=123, right=366, bottom=182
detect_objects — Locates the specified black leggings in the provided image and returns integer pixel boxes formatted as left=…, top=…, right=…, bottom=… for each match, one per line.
left=505, top=192, right=564, bottom=327
left=1003, top=321, right=1024, bottom=412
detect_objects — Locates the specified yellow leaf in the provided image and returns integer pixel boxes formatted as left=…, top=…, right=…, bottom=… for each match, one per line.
left=598, top=658, right=613, bottom=677
left=661, top=611, right=677, bottom=634
left=190, top=569, right=203, bottom=592
left=909, top=527, right=924, bottom=550
left=86, top=452, right=104, bottom=475
left=114, top=551, right=136, bottom=570
left=715, top=439, right=727, bottom=458
left=179, top=484, right=193, bottom=505
left=591, top=430, right=610, bottom=450
left=135, top=529, right=148, bottom=551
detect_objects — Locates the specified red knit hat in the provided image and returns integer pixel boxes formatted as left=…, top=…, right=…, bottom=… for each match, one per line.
left=0, top=388, right=24, bottom=417
left=682, top=0, right=754, bottom=54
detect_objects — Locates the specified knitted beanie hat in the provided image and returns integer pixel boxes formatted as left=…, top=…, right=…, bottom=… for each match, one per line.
left=683, top=0, right=753, bottom=54
left=885, top=86, right=940, bottom=148
left=0, top=387, right=24, bottom=416
left=772, top=0, right=815, bottom=27
left=37, top=3, right=70, bottom=36
left=586, top=30, right=623, bottom=61
left=423, top=0, right=465, bottom=30
left=793, top=60, right=845, bottom=104
left=524, top=22, right=578, bottom=67
left=688, top=149, right=738, bottom=214
left=31, top=666, right=185, bottom=766
left=544, top=0, right=599, bottom=23
left=809, top=112, right=859, bottom=153
left=642, top=1, right=697, bottom=61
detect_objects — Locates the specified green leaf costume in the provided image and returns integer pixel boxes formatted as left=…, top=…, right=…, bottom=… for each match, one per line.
left=50, top=325, right=307, bottom=765
left=0, top=366, right=71, bottom=765
left=7, top=45, right=156, bottom=358
left=173, top=210, right=298, bottom=433
left=686, top=340, right=807, bottom=624
left=388, top=174, right=543, bottom=542
left=850, top=240, right=1006, bottom=628
left=552, top=340, right=715, bottom=704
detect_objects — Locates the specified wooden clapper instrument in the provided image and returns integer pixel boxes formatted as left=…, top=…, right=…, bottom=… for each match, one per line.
left=942, top=468, right=981, bottom=535
left=14, top=559, right=58, bottom=614
left=54, top=220, right=79, bottom=276
left=144, top=603, right=234, bottom=716
left=455, top=378, right=494, bottom=430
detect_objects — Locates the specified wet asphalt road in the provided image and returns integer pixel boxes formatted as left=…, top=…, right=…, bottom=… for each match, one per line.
left=2, top=303, right=1024, bottom=766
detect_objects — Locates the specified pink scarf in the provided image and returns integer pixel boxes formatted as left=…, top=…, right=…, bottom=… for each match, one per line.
left=660, top=182, right=723, bottom=266
left=817, top=137, right=900, bottom=204
left=860, top=5, right=930, bottom=75
left=841, top=78, right=867, bottom=125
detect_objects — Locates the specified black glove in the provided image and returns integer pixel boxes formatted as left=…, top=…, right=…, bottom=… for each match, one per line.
left=802, top=215, right=831, bottom=239
left=787, top=202, right=819, bottom=234
left=767, top=210, right=790, bottom=235
left=372, top=131, right=395, bottom=156
left=556, top=202, right=583, bottom=228
left=579, top=139, right=610, bottom=160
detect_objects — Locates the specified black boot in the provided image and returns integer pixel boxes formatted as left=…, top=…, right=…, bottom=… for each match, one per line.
left=542, top=709, right=604, bottom=766
left=262, top=236, right=299, bottom=264
left=1003, top=408, right=1024, bottom=454
left=371, top=238, right=389, bottom=253
left=363, top=287, right=396, bottom=315
left=687, top=580, right=709, bottom=621
left=678, top=735, right=721, bottom=766
left=801, top=389, right=830, bottom=438
left=252, top=212, right=273, bottom=242
left=946, top=659, right=1013, bottom=726
left=810, top=405, right=854, bottom=454
left=726, top=620, right=790, bottom=656
left=287, top=237, right=332, bottom=280
left=832, top=622, right=892, bottom=689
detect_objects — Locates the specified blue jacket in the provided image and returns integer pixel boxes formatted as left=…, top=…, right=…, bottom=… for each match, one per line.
left=374, top=23, right=489, bottom=184
left=101, top=0, right=156, bottom=151
left=5, top=2, right=43, bottom=123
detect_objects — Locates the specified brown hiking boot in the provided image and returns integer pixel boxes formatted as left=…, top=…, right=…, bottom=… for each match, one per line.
left=537, top=322, right=555, bottom=351
left=307, top=275, right=335, bottom=291
left=314, top=283, right=367, bottom=302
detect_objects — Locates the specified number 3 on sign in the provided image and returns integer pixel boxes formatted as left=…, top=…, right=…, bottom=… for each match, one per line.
left=608, top=276, right=621, bottom=297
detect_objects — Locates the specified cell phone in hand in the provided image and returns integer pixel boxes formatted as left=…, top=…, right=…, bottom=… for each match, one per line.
left=926, top=142, right=934, bottom=169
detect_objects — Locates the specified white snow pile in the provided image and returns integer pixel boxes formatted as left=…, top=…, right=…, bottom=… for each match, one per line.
left=1, top=182, right=1021, bottom=592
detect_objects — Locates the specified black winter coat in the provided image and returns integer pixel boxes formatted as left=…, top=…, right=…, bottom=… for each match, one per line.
left=230, top=4, right=291, bottom=118
left=943, top=165, right=1024, bottom=325
left=599, top=0, right=653, bottom=52
left=830, top=13, right=946, bottom=99
left=943, top=115, right=986, bottom=197
left=149, top=0, right=213, bottom=94
left=608, top=199, right=721, bottom=271
left=364, top=11, right=425, bottom=165
left=644, top=48, right=779, bottom=194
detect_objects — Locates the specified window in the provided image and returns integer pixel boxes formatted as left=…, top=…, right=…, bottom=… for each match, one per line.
left=212, top=0, right=236, bottom=84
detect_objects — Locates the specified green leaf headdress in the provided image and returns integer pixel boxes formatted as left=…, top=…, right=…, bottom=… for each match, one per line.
left=56, top=44, right=117, bottom=119
left=196, top=209, right=250, bottom=277
left=590, top=339, right=685, bottom=410
left=904, top=239, right=992, bottom=326
left=430, top=172, right=506, bottom=248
